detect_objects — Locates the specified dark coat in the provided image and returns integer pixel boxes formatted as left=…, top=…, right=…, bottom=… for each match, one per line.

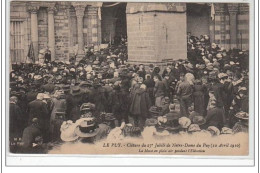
left=91, top=87, right=107, bottom=113
left=129, top=88, right=151, bottom=117
left=69, top=95, right=83, bottom=122
left=28, top=99, right=49, bottom=129
left=193, top=84, right=207, bottom=115
left=143, top=78, right=155, bottom=101
left=26, top=91, right=38, bottom=104
left=108, top=89, right=124, bottom=119
left=212, top=83, right=225, bottom=108
left=154, top=80, right=166, bottom=97
left=205, top=107, right=225, bottom=130
left=21, top=124, right=42, bottom=149
left=223, top=81, right=234, bottom=110
left=9, top=103, right=24, bottom=137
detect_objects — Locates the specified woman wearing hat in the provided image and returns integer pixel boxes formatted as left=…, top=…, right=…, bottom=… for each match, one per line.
left=232, top=112, right=249, bottom=134
left=75, top=117, right=110, bottom=143
left=229, top=87, right=248, bottom=127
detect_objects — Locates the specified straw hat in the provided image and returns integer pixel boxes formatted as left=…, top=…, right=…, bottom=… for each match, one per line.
left=178, top=117, right=191, bottom=129
left=188, top=124, right=201, bottom=132
left=235, top=111, right=249, bottom=120
left=60, top=120, right=79, bottom=142
left=207, top=126, right=220, bottom=136
left=74, top=118, right=100, bottom=138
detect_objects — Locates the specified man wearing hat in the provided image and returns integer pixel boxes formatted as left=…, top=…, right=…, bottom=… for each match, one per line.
left=153, top=75, right=166, bottom=108
left=41, top=79, right=55, bottom=93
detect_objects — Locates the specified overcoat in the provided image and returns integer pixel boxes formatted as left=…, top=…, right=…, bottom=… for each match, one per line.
left=129, top=88, right=152, bottom=118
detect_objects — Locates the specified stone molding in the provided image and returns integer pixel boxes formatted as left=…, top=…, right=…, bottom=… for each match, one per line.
left=126, top=2, right=186, bottom=14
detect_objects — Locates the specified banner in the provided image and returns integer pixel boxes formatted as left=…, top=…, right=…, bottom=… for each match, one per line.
left=27, top=42, right=35, bottom=63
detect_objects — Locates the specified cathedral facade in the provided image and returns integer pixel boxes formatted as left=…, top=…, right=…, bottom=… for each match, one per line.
left=10, top=2, right=249, bottom=65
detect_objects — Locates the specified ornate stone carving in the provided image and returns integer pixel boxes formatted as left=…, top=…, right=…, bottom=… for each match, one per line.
left=47, top=6, right=57, bottom=14
left=27, top=5, right=39, bottom=14
left=72, top=2, right=87, bottom=18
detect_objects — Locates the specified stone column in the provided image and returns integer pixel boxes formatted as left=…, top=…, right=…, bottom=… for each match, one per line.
left=28, top=6, right=39, bottom=61
left=88, top=6, right=98, bottom=45
left=228, top=4, right=239, bottom=49
left=47, top=5, right=56, bottom=61
left=72, top=3, right=86, bottom=57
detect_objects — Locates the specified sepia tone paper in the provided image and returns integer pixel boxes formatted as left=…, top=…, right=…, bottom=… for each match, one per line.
left=8, top=1, right=251, bottom=157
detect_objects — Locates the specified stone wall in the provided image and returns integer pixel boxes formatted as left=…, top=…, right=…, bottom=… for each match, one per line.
left=126, top=2, right=187, bottom=64
left=237, top=4, right=249, bottom=50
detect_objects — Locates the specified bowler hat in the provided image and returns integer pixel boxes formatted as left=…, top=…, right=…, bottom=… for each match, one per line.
left=62, top=85, right=71, bottom=92
left=70, top=86, right=83, bottom=96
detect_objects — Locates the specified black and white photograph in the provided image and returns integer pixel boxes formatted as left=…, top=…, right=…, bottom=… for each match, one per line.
left=6, top=1, right=253, bottom=157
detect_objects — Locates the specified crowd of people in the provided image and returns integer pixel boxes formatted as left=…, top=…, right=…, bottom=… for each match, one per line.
left=9, top=34, right=249, bottom=153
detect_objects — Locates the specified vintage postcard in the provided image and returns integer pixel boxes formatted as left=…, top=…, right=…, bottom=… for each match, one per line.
left=7, top=0, right=253, bottom=159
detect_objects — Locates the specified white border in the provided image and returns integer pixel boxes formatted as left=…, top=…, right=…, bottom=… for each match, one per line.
left=1, top=0, right=259, bottom=168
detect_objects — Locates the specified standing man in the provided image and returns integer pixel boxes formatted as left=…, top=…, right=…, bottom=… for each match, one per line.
left=153, top=75, right=166, bottom=108
left=176, top=75, right=193, bottom=117
left=44, top=47, right=51, bottom=63
left=27, top=93, right=49, bottom=142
